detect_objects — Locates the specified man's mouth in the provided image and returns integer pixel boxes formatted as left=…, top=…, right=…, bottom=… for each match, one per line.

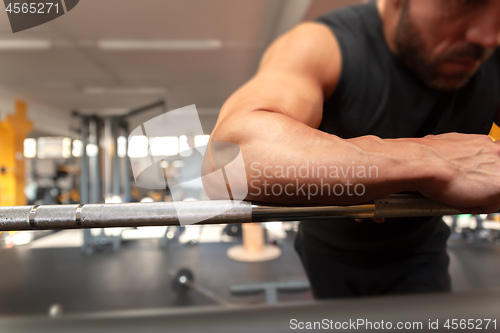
left=442, top=57, right=481, bottom=73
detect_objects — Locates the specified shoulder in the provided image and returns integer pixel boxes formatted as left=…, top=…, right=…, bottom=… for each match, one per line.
left=262, top=22, right=340, bottom=69
left=313, top=3, right=380, bottom=62
left=312, top=3, right=384, bottom=100
left=259, top=22, right=342, bottom=98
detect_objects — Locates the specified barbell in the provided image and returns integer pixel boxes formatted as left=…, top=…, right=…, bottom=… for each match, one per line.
left=0, top=194, right=475, bottom=232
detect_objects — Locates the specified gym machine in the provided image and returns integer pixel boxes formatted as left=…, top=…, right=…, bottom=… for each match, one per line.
left=171, top=268, right=310, bottom=306
left=73, top=100, right=166, bottom=254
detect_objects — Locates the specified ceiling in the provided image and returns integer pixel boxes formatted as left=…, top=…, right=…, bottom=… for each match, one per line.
left=0, top=0, right=360, bottom=137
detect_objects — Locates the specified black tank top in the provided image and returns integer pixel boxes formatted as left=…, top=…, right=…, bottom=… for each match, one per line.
left=301, top=1, right=500, bottom=265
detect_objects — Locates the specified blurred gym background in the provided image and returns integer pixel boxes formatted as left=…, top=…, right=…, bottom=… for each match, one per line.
left=0, top=0, right=499, bottom=317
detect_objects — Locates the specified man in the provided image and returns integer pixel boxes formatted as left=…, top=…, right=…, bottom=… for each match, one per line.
left=209, top=0, right=500, bottom=298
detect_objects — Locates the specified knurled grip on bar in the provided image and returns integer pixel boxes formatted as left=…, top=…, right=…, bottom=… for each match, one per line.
left=373, top=193, right=462, bottom=219
left=0, top=201, right=253, bottom=231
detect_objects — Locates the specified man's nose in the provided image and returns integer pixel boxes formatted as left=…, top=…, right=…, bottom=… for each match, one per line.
left=466, top=11, right=500, bottom=49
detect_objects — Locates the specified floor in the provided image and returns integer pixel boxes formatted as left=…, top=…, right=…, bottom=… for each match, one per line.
left=0, top=226, right=312, bottom=316
left=0, top=226, right=500, bottom=317
left=448, top=239, right=500, bottom=292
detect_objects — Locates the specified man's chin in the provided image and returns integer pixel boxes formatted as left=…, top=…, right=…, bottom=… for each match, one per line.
left=425, top=74, right=473, bottom=92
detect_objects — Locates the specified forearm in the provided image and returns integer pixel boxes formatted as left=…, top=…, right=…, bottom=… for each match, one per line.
left=210, top=111, right=441, bottom=205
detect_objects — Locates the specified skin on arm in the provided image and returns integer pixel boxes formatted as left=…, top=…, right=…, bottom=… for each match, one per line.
left=207, top=22, right=500, bottom=213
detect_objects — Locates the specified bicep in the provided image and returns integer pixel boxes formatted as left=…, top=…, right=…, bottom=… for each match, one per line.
left=221, top=71, right=325, bottom=128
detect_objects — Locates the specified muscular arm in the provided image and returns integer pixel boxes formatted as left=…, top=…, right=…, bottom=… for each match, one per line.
left=209, top=23, right=500, bottom=212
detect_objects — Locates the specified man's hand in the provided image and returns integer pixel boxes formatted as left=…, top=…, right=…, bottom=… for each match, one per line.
left=418, top=132, right=500, bottom=213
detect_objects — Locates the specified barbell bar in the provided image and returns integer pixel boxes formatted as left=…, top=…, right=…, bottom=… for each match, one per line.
left=0, top=194, right=471, bottom=232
